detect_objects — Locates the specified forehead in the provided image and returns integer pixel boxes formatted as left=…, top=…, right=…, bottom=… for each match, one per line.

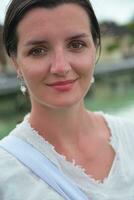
left=17, top=3, right=91, bottom=41
left=19, top=3, right=90, bottom=23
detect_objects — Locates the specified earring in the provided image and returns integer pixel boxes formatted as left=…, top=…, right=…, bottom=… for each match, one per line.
left=91, top=76, right=95, bottom=84
left=17, top=74, right=27, bottom=95
left=20, top=82, right=27, bottom=95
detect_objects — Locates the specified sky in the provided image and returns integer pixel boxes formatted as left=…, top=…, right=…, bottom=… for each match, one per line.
left=91, top=0, right=134, bottom=24
left=0, top=0, right=134, bottom=25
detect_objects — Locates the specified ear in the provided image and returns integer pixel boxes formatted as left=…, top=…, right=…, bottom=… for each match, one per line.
left=10, top=55, right=21, bottom=76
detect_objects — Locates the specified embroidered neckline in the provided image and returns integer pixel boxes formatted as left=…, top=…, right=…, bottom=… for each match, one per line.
left=14, top=112, right=119, bottom=186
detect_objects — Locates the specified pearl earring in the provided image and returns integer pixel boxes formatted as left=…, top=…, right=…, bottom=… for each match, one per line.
left=17, top=74, right=27, bottom=95
left=91, top=77, right=95, bottom=84
left=20, top=83, right=27, bottom=95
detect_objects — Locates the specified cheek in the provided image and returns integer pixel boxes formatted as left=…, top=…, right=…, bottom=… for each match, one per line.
left=20, top=59, right=49, bottom=82
left=72, top=54, right=95, bottom=76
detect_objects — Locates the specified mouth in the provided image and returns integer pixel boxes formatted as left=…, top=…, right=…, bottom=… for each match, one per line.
left=46, top=78, right=79, bottom=92
left=46, top=79, right=78, bottom=86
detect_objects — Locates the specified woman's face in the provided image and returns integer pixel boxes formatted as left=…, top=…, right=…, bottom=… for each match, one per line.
left=12, top=3, right=96, bottom=109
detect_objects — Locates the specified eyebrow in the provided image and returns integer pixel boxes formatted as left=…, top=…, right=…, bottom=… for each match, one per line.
left=67, top=33, right=91, bottom=41
left=24, top=33, right=91, bottom=47
left=24, top=40, right=48, bottom=47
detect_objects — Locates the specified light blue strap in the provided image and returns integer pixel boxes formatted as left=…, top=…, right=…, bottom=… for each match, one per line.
left=0, top=135, right=89, bottom=200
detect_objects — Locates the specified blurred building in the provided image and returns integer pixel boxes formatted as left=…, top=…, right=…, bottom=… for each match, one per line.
left=100, top=21, right=134, bottom=62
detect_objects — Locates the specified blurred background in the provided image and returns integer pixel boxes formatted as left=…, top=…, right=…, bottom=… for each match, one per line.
left=0, top=0, right=134, bottom=139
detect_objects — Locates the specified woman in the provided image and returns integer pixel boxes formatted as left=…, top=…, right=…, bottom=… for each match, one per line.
left=0, top=0, right=134, bottom=199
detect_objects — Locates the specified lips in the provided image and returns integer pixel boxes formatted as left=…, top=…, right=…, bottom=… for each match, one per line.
left=46, top=78, right=78, bottom=92
left=46, top=79, right=77, bottom=86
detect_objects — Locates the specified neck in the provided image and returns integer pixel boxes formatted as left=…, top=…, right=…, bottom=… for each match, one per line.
left=29, top=101, right=91, bottom=146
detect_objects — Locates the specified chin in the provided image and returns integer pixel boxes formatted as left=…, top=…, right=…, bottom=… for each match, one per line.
left=31, top=90, right=86, bottom=110
left=45, top=101, right=80, bottom=109
left=36, top=96, right=83, bottom=110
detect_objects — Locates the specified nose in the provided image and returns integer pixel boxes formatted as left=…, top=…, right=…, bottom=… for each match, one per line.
left=50, top=49, right=71, bottom=76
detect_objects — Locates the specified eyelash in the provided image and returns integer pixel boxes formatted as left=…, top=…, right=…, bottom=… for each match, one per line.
left=68, top=40, right=87, bottom=50
left=28, top=47, right=48, bottom=57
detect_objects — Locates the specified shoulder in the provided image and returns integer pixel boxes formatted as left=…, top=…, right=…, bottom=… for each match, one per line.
left=0, top=145, right=25, bottom=198
left=102, top=113, right=134, bottom=180
left=0, top=138, right=63, bottom=200
left=100, top=112, right=134, bottom=150
left=102, top=113, right=134, bottom=135
left=0, top=142, right=27, bottom=182
left=102, top=113, right=134, bottom=156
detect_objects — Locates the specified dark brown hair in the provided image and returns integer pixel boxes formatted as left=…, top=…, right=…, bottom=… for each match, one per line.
left=3, top=0, right=101, bottom=56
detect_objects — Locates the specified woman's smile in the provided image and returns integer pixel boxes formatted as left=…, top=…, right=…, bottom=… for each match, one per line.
left=46, top=78, right=79, bottom=92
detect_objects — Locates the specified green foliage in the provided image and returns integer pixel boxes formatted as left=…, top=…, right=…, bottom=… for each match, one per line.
left=126, top=22, right=134, bottom=31
left=0, top=119, right=16, bottom=139
left=106, top=42, right=120, bottom=53
left=128, top=36, right=134, bottom=47
left=0, top=113, right=26, bottom=139
left=0, top=93, right=30, bottom=139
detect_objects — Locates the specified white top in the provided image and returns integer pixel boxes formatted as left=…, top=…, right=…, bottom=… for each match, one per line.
left=0, top=112, right=134, bottom=200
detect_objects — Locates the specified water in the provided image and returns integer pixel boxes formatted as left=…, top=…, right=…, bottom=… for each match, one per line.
left=115, top=105, right=134, bottom=119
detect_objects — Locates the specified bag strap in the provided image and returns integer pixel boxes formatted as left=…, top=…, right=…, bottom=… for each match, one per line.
left=0, top=135, right=89, bottom=200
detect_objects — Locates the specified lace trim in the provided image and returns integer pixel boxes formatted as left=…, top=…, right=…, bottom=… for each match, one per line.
left=13, top=112, right=119, bottom=187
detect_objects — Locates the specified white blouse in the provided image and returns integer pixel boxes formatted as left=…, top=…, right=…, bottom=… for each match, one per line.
left=0, top=112, right=134, bottom=200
